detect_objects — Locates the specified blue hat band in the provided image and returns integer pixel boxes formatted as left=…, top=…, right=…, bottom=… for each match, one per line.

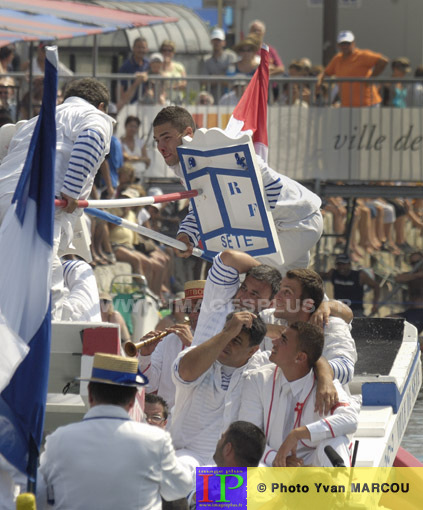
left=91, top=367, right=147, bottom=386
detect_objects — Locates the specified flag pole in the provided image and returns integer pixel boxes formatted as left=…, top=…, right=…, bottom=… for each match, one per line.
left=54, top=188, right=201, bottom=209
left=84, top=207, right=211, bottom=261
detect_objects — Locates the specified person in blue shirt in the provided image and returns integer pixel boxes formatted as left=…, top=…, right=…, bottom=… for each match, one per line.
left=117, top=37, right=150, bottom=110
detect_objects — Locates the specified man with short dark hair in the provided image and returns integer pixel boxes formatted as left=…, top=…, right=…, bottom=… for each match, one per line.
left=152, top=106, right=323, bottom=275
left=37, top=353, right=191, bottom=510
left=144, top=393, right=169, bottom=429
left=213, top=420, right=265, bottom=467
left=170, top=311, right=267, bottom=471
left=320, top=253, right=380, bottom=317
left=118, top=37, right=150, bottom=109
left=192, top=249, right=281, bottom=346
left=239, top=322, right=358, bottom=467
left=0, top=76, right=113, bottom=319
left=260, top=268, right=357, bottom=414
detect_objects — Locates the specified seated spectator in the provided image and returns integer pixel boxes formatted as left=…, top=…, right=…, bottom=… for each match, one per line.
left=160, top=40, right=187, bottom=105
left=117, top=37, right=149, bottom=110
left=0, top=76, right=16, bottom=121
left=120, top=115, right=150, bottom=183
left=99, top=291, right=131, bottom=343
left=320, top=253, right=380, bottom=317
left=239, top=322, right=359, bottom=467
left=390, top=251, right=423, bottom=333
left=411, top=66, right=423, bottom=106
left=322, top=197, right=347, bottom=249
left=0, top=46, right=14, bottom=75
left=228, top=36, right=260, bottom=77
left=116, top=162, right=136, bottom=198
left=108, top=187, right=153, bottom=291
left=142, top=53, right=167, bottom=105
left=19, top=76, right=44, bottom=120
left=218, top=75, right=248, bottom=106
left=196, top=90, right=214, bottom=105
left=23, top=41, right=73, bottom=90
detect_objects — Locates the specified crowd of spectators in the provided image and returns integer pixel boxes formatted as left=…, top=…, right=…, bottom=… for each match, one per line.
left=3, top=21, right=423, bottom=121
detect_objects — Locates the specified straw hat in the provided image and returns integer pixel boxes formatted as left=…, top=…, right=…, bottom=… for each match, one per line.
left=78, top=353, right=148, bottom=387
left=184, top=280, right=206, bottom=300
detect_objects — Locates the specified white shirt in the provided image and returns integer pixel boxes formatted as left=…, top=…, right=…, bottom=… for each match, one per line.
left=170, top=348, right=269, bottom=465
left=0, top=97, right=113, bottom=221
left=61, top=259, right=101, bottom=322
left=259, top=310, right=357, bottom=384
left=192, top=253, right=239, bottom=346
left=238, top=366, right=358, bottom=466
left=139, top=332, right=186, bottom=408
left=37, top=404, right=192, bottom=510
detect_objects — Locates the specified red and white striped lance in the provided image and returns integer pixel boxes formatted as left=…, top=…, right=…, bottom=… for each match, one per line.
left=54, top=189, right=201, bottom=209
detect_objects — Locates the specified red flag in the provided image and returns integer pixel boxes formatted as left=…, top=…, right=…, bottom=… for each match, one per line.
left=225, top=44, right=270, bottom=161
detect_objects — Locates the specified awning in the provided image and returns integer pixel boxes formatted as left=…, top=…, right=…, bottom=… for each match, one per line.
left=0, top=0, right=178, bottom=46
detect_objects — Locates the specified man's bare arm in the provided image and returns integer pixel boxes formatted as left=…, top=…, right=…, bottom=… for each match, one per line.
left=178, top=311, right=255, bottom=382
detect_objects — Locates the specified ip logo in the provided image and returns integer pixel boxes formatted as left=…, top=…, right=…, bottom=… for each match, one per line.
left=196, top=467, right=247, bottom=509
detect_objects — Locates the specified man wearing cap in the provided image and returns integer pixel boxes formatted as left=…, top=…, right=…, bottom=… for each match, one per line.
left=320, top=254, right=380, bottom=317
left=203, top=27, right=237, bottom=103
left=317, top=30, right=388, bottom=107
left=37, top=353, right=191, bottom=510
left=138, top=279, right=205, bottom=409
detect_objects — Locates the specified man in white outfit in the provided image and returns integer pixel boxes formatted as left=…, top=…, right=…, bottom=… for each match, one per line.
left=152, top=106, right=323, bottom=274
left=170, top=311, right=267, bottom=472
left=192, top=249, right=281, bottom=346
left=37, top=353, right=191, bottom=510
left=138, top=279, right=205, bottom=409
left=259, top=268, right=357, bottom=414
left=239, top=322, right=358, bottom=467
left=0, top=78, right=114, bottom=319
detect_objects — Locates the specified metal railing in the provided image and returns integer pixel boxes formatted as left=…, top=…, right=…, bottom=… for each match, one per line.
left=2, top=72, right=423, bottom=194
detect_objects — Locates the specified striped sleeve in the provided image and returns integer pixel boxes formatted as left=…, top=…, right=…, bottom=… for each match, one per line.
left=61, top=128, right=106, bottom=198
left=329, top=357, right=355, bottom=385
left=177, top=206, right=200, bottom=246
left=208, top=253, right=239, bottom=286
left=264, top=176, right=283, bottom=210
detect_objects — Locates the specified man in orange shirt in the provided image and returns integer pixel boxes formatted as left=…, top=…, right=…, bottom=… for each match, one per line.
left=318, top=30, right=388, bottom=107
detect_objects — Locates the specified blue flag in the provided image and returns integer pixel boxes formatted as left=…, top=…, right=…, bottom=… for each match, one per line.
left=0, top=47, right=57, bottom=484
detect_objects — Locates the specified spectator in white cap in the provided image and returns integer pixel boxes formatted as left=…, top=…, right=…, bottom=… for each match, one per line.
left=143, top=53, right=167, bottom=105
left=317, top=30, right=388, bottom=107
left=202, top=27, right=237, bottom=103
